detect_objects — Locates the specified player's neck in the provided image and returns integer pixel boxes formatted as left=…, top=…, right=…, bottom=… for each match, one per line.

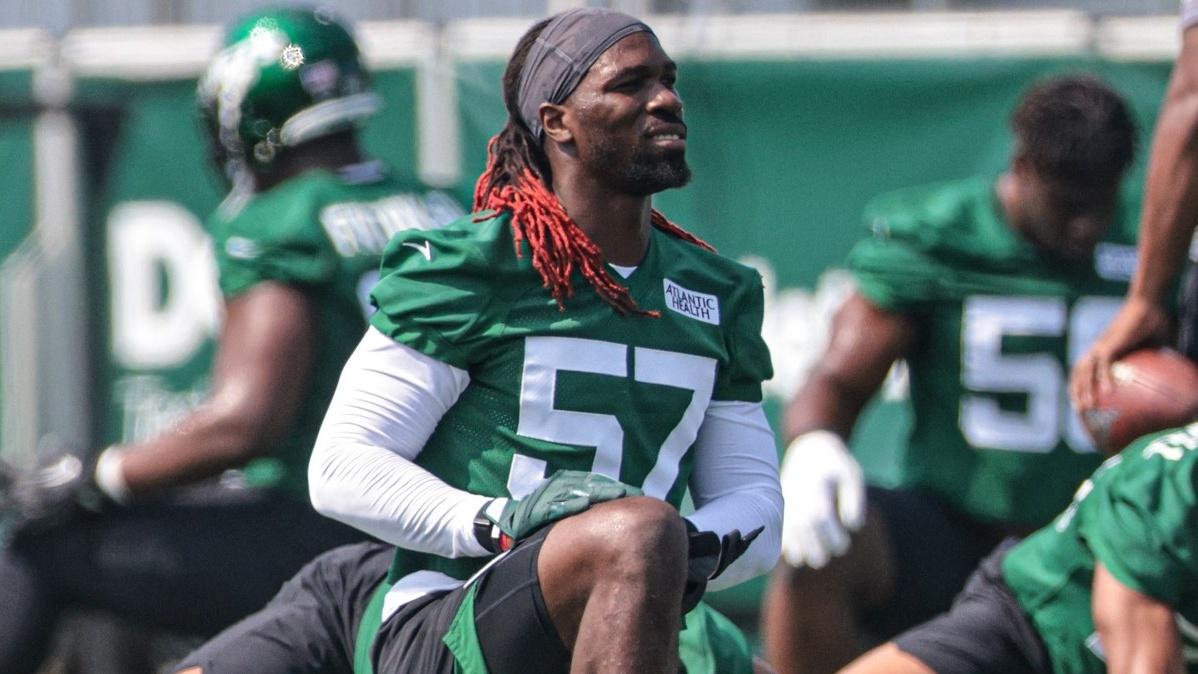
left=551, top=170, right=652, bottom=266
left=256, top=134, right=368, bottom=192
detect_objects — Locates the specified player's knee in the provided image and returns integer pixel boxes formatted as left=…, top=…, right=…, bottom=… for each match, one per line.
left=585, top=496, right=688, bottom=576
left=174, top=667, right=204, bottom=674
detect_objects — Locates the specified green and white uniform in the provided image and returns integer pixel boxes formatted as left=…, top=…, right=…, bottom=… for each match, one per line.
left=209, top=161, right=461, bottom=496
left=1003, top=424, right=1198, bottom=673
left=849, top=176, right=1136, bottom=527
left=321, top=210, right=778, bottom=673
left=369, top=211, right=773, bottom=583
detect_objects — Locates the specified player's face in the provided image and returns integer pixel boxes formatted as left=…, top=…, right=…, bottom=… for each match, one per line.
left=564, top=32, right=691, bottom=196
left=1017, top=166, right=1119, bottom=261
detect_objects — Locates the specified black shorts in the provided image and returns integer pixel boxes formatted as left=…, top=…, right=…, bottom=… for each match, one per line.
left=893, top=541, right=1051, bottom=674
left=372, top=526, right=569, bottom=674
left=861, top=486, right=1014, bottom=641
left=175, top=539, right=393, bottom=673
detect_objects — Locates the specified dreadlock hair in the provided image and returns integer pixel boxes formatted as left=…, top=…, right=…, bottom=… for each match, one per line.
left=472, top=17, right=714, bottom=316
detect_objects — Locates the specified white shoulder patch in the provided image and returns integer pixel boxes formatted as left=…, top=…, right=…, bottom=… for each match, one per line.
left=663, top=279, right=720, bottom=325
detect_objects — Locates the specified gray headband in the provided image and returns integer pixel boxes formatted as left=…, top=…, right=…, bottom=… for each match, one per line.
left=517, top=8, right=655, bottom=142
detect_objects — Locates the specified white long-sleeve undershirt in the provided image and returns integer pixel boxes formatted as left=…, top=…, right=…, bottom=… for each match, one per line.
left=309, top=326, right=782, bottom=586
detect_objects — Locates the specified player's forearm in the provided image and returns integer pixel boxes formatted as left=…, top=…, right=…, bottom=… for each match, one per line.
left=785, top=294, right=911, bottom=442
left=688, top=401, right=783, bottom=589
left=1131, top=35, right=1198, bottom=304
left=784, top=372, right=871, bottom=441
left=1104, top=634, right=1184, bottom=674
left=1093, top=563, right=1184, bottom=674
left=109, top=403, right=274, bottom=497
left=309, top=327, right=486, bottom=555
left=309, top=440, right=490, bottom=556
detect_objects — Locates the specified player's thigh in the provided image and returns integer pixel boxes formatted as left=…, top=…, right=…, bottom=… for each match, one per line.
left=860, top=487, right=1008, bottom=641
left=890, top=542, right=1050, bottom=674
left=373, top=527, right=568, bottom=674
left=174, top=540, right=392, bottom=674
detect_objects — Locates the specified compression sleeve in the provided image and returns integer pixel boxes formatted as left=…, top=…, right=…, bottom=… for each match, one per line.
left=308, top=326, right=492, bottom=557
left=686, top=400, right=783, bottom=590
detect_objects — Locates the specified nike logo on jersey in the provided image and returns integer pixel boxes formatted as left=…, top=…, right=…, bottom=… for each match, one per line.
left=663, top=279, right=720, bottom=325
left=401, top=240, right=433, bottom=261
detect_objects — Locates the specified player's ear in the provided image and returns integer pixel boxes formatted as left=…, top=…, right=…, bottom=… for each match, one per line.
left=540, top=103, right=573, bottom=145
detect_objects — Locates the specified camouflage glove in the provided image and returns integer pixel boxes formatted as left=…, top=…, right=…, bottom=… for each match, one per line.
left=681, top=521, right=763, bottom=613
left=475, top=470, right=642, bottom=553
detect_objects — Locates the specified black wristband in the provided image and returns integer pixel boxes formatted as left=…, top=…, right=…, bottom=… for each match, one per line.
left=473, top=502, right=500, bottom=553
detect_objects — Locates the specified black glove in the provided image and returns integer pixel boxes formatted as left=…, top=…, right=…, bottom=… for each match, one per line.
left=475, top=470, right=642, bottom=553
left=1, top=451, right=110, bottom=543
left=680, top=521, right=763, bottom=613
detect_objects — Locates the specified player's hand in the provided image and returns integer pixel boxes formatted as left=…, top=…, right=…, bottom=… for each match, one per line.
left=1, top=450, right=112, bottom=543
left=681, top=522, right=763, bottom=613
left=485, top=470, right=642, bottom=551
left=779, top=430, right=865, bottom=569
left=1070, top=296, right=1172, bottom=414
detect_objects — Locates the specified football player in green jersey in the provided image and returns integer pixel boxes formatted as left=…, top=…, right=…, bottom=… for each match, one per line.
left=1073, top=4, right=1198, bottom=410
left=0, top=8, right=462, bottom=674
left=841, top=422, right=1198, bottom=674
left=762, top=74, right=1139, bottom=674
left=177, top=8, right=781, bottom=674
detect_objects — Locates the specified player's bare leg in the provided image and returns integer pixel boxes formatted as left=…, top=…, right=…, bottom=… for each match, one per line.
left=537, top=496, right=688, bottom=674
left=761, top=506, right=894, bottom=674
left=836, top=643, right=936, bottom=674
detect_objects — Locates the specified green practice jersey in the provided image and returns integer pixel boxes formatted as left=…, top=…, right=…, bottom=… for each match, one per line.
left=1003, top=424, right=1198, bottom=674
left=370, top=211, right=773, bottom=584
left=849, top=176, right=1136, bottom=526
left=208, top=161, right=462, bottom=496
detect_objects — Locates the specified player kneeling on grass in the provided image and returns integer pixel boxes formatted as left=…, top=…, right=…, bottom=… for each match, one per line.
left=175, top=8, right=782, bottom=674
left=841, top=422, right=1198, bottom=674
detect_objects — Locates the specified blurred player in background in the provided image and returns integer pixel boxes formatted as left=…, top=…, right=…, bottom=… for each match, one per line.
left=177, top=8, right=782, bottom=674
left=762, top=74, right=1139, bottom=674
left=1072, top=5, right=1198, bottom=405
left=0, top=7, right=462, bottom=673
left=841, top=422, right=1198, bottom=674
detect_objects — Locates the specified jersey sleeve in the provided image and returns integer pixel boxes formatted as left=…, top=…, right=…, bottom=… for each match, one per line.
left=1079, top=446, right=1198, bottom=606
left=368, top=219, right=503, bottom=370
left=847, top=211, right=945, bottom=313
left=213, top=198, right=339, bottom=298
left=713, top=272, right=773, bottom=402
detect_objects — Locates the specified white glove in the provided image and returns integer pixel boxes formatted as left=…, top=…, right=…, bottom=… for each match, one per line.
left=779, top=430, right=866, bottom=569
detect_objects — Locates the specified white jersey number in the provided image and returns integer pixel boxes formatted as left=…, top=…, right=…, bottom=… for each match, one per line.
left=509, top=336, right=716, bottom=499
left=959, top=295, right=1122, bottom=453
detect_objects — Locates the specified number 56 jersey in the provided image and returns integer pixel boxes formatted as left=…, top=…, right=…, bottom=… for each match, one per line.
left=368, top=211, right=773, bottom=581
left=848, top=176, right=1137, bottom=528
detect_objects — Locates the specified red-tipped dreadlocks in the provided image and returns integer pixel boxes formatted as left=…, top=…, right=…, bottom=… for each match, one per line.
left=473, top=133, right=713, bottom=316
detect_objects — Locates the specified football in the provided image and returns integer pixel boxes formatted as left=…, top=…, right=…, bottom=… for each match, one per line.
left=1082, top=347, right=1198, bottom=455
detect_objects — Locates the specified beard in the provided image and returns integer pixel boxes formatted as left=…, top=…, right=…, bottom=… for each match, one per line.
left=587, top=133, right=692, bottom=197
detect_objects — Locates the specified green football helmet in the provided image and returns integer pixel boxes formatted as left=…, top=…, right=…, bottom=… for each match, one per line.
left=197, top=6, right=379, bottom=173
